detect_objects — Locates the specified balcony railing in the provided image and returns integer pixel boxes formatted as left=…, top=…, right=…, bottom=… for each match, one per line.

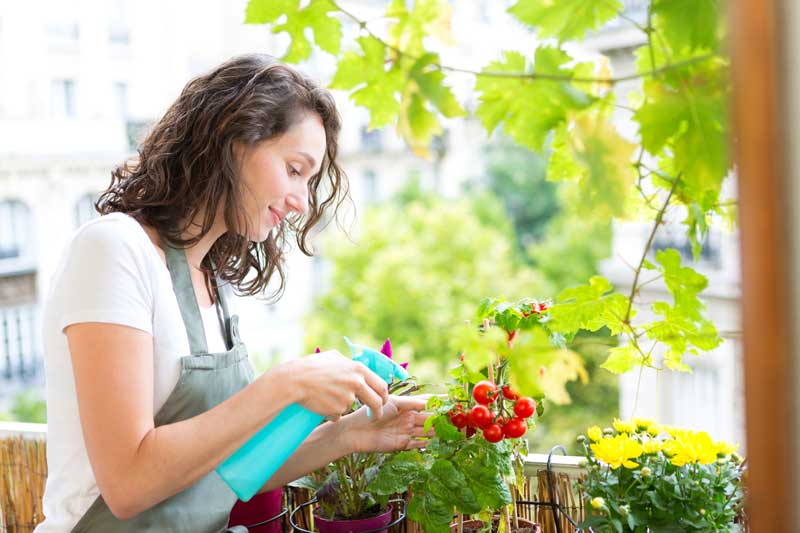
left=0, top=422, right=588, bottom=533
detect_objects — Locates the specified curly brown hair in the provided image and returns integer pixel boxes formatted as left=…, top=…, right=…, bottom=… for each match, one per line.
left=96, top=54, right=348, bottom=299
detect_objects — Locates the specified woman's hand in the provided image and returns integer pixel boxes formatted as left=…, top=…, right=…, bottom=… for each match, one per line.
left=337, top=395, right=433, bottom=454
left=281, top=350, right=389, bottom=420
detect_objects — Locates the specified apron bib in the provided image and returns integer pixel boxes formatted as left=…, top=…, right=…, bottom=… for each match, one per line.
left=72, top=245, right=255, bottom=532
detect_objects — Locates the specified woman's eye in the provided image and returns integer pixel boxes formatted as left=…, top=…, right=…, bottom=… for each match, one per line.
left=288, top=166, right=302, bottom=177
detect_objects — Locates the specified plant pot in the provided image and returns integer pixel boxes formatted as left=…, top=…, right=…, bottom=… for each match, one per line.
left=228, top=488, right=284, bottom=532
left=450, top=517, right=541, bottom=533
left=313, top=503, right=394, bottom=533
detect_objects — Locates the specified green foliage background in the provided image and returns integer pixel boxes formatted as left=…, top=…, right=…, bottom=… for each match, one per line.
left=246, top=0, right=733, bottom=445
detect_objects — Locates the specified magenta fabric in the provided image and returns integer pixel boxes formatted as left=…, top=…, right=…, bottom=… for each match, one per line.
left=313, top=504, right=393, bottom=533
left=227, top=488, right=283, bottom=532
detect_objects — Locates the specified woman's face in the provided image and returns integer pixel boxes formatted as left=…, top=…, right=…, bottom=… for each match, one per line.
left=236, top=112, right=327, bottom=242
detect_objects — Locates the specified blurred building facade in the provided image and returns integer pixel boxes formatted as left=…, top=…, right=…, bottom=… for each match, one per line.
left=581, top=0, right=745, bottom=447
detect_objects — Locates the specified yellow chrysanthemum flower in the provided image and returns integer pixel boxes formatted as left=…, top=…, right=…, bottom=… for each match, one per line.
left=587, top=426, right=603, bottom=442
left=590, top=434, right=643, bottom=469
left=715, top=440, right=739, bottom=456
left=646, top=424, right=661, bottom=437
left=643, top=439, right=663, bottom=454
left=612, top=418, right=634, bottom=435
left=663, top=430, right=717, bottom=466
left=663, top=425, right=683, bottom=438
left=590, top=497, right=606, bottom=510
left=633, top=417, right=654, bottom=432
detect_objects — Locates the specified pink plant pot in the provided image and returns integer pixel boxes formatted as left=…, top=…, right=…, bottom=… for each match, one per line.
left=313, top=503, right=394, bottom=533
left=228, top=488, right=283, bottom=532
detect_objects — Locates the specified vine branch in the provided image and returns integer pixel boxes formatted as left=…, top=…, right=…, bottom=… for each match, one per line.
left=623, top=174, right=681, bottom=325
left=329, top=0, right=720, bottom=86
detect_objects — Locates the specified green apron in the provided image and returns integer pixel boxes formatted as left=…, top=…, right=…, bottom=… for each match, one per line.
left=72, top=245, right=255, bottom=532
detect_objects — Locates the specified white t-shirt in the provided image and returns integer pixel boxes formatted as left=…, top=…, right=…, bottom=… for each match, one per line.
left=35, top=213, right=230, bottom=533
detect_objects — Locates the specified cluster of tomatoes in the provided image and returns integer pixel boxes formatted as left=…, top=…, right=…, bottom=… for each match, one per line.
left=448, top=380, right=537, bottom=443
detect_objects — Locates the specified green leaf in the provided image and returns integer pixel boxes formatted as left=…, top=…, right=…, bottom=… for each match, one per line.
left=651, top=0, right=721, bottom=52
left=244, top=0, right=296, bottom=23
left=429, top=459, right=482, bottom=514
left=244, top=0, right=342, bottom=62
left=507, top=329, right=587, bottom=404
left=369, top=449, right=431, bottom=495
left=454, top=439, right=513, bottom=510
left=409, top=53, right=466, bottom=118
left=549, top=276, right=631, bottom=335
left=287, top=474, right=323, bottom=491
left=403, top=91, right=442, bottom=143
left=475, top=47, right=593, bottom=151
left=601, top=345, right=645, bottom=374
left=387, top=0, right=454, bottom=56
left=407, top=486, right=454, bottom=533
left=330, top=37, right=405, bottom=128
left=634, top=51, right=730, bottom=200
left=656, top=248, right=709, bottom=320
left=433, top=414, right=466, bottom=442
left=508, top=0, right=622, bottom=42
left=548, top=107, right=637, bottom=219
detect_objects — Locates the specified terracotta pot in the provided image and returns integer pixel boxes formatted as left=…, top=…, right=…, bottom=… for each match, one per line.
left=313, top=503, right=394, bottom=533
left=450, top=517, right=541, bottom=533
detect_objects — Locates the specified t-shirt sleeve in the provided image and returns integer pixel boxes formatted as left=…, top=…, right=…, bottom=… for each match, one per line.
left=54, top=218, right=154, bottom=335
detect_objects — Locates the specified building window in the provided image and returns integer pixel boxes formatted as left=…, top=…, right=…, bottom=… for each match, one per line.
left=114, top=82, right=129, bottom=118
left=363, top=170, right=378, bottom=205
left=311, top=253, right=328, bottom=298
left=360, top=125, right=383, bottom=152
left=126, top=120, right=152, bottom=152
left=651, top=227, right=722, bottom=268
left=109, top=0, right=130, bottom=44
left=51, top=79, right=77, bottom=118
left=0, top=304, right=41, bottom=382
left=600, top=0, right=649, bottom=32
left=74, top=193, right=100, bottom=229
left=0, top=200, right=32, bottom=262
left=46, top=19, right=79, bottom=42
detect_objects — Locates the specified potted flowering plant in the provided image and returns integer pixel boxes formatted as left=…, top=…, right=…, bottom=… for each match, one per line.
left=368, top=297, right=575, bottom=533
left=578, top=418, right=746, bottom=532
left=289, top=339, right=417, bottom=533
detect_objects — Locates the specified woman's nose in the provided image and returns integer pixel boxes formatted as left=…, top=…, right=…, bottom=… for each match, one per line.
left=285, top=185, right=309, bottom=216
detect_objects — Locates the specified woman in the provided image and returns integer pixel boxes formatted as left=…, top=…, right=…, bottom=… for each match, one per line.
left=35, top=54, right=429, bottom=532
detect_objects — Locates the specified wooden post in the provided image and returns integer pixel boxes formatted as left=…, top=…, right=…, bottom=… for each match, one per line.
left=731, top=0, right=796, bottom=530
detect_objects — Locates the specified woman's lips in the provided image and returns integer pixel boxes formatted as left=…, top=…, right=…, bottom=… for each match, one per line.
left=269, top=208, right=282, bottom=225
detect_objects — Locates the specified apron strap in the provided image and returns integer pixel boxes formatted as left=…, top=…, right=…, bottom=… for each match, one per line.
left=212, top=274, right=234, bottom=349
left=164, top=245, right=209, bottom=354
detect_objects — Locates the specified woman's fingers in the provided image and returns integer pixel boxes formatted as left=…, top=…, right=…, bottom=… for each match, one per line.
left=355, top=375, right=385, bottom=420
left=390, top=394, right=429, bottom=412
left=359, top=365, right=389, bottom=404
left=410, top=425, right=433, bottom=438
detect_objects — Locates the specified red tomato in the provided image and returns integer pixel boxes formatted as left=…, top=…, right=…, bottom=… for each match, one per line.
left=503, top=418, right=528, bottom=438
left=472, top=380, right=497, bottom=405
left=483, top=423, right=504, bottom=443
left=466, top=426, right=476, bottom=438
left=502, top=385, right=519, bottom=401
left=514, top=397, right=537, bottom=418
left=469, top=404, right=493, bottom=429
left=450, top=411, right=468, bottom=429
